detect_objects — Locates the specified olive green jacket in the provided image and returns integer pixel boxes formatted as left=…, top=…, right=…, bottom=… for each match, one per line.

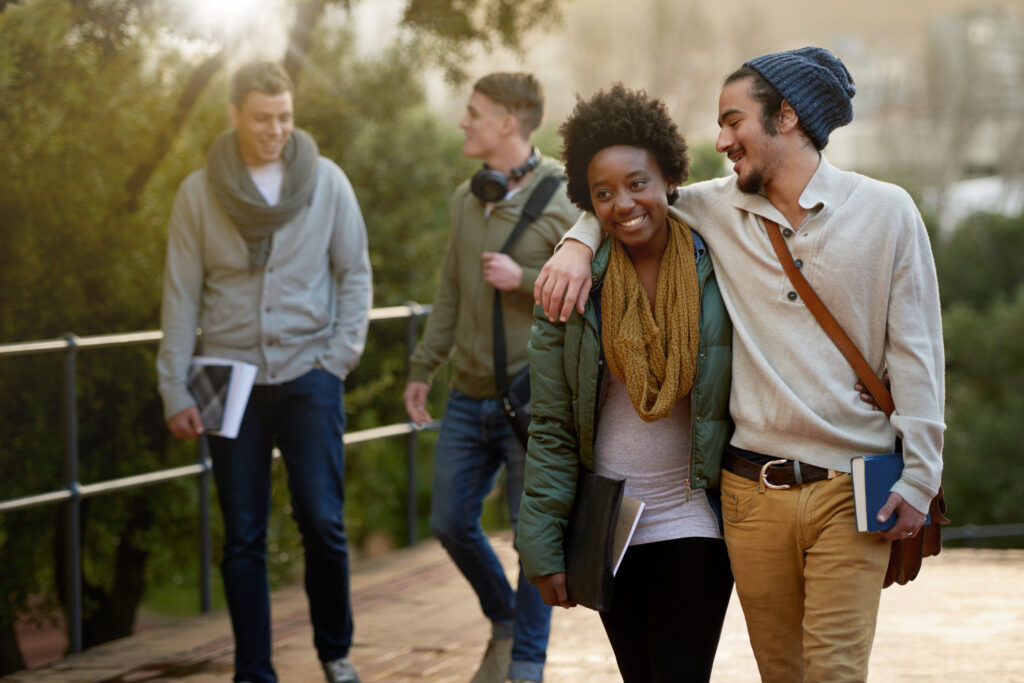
left=408, top=157, right=579, bottom=398
left=518, top=231, right=733, bottom=581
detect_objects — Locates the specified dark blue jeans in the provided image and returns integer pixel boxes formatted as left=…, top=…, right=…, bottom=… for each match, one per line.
left=208, top=368, right=352, bottom=683
left=429, top=389, right=552, bottom=682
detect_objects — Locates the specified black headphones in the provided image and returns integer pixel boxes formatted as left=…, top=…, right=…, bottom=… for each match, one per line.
left=470, top=148, right=540, bottom=203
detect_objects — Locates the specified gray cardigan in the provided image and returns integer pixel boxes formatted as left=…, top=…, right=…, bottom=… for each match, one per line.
left=157, top=157, right=372, bottom=419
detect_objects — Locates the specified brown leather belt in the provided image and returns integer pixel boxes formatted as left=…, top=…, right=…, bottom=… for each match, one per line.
left=723, top=448, right=840, bottom=490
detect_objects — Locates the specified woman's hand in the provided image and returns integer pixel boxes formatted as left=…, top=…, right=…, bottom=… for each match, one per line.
left=535, top=572, right=577, bottom=609
left=855, top=371, right=891, bottom=411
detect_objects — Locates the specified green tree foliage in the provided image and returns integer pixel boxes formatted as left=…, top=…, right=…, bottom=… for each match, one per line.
left=0, top=1, right=215, bottom=669
left=686, top=141, right=728, bottom=184
left=933, top=211, right=1024, bottom=310
left=930, top=209, right=1024, bottom=543
left=942, top=287, right=1024, bottom=535
left=401, top=0, right=562, bottom=83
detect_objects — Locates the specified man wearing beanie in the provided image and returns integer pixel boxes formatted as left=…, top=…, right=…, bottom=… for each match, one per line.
left=536, top=46, right=945, bottom=681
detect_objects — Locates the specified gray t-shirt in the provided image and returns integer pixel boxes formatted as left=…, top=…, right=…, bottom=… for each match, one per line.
left=594, top=371, right=721, bottom=545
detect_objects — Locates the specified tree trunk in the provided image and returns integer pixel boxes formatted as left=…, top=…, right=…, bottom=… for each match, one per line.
left=282, top=0, right=328, bottom=88
left=81, top=496, right=153, bottom=647
left=121, top=50, right=226, bottom=212
left=54, top=496, right=153, bottom=650
left=0, top=622, right=25, bottom=676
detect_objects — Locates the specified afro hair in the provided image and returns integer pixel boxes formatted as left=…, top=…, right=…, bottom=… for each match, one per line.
left=559, top=83, right=688, bottom=213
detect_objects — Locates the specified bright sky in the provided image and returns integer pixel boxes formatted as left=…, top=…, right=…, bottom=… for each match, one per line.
left=179, top=0, right=284, bottom=43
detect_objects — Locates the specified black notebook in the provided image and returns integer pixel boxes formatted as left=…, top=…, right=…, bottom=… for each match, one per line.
left=188, top=362, right=231, bottom=431
left=564, top=471, right=645, bottom=611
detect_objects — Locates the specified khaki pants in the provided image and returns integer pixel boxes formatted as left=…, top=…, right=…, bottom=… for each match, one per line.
left=721, top=468, right=891, bottom=682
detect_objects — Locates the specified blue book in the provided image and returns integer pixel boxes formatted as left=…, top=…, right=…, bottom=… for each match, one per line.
left=851, top=452, right=930, bottom=532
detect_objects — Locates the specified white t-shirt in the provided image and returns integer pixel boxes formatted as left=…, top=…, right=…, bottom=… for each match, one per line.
left=248, top=160, right=285, bottom=206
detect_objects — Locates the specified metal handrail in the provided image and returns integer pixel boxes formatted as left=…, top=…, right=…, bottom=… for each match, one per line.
left=0, top=420, right=444, bottom=516
left=944, top=523, right=1024, bottom=542
left=0, top=305, right=428, bottom=357
left=0, top=302, right=432, bottom=655
left=0, top=463, right=208, bottom=514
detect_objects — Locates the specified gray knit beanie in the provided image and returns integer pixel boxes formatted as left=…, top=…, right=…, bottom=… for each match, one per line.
left=744, top=46, right=855, bottom=149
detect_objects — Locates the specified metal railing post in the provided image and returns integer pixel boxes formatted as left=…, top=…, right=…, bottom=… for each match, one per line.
left=404, top=302, right=422, bottom=547
left=198, top=436, right=212, bottom=612
left=62, top=334, right=83, bottom=654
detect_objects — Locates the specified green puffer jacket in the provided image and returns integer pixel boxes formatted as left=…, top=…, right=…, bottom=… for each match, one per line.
left=519, top=229, right=733, bottom=581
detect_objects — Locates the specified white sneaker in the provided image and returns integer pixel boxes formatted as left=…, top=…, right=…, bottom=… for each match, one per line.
left=322, top=656, right=361, bottom=683
left=469, top=636, right=513, bottom=683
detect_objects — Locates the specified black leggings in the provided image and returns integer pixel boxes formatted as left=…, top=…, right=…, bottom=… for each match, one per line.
left=599, top=536, right=733, bottom=683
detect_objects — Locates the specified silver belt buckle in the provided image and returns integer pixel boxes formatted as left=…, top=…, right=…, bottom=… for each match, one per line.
left=759, top=459, right=791, bottom=490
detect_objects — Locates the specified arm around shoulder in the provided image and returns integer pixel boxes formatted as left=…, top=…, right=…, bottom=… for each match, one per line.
left=517, top=191, right=581, bottom=296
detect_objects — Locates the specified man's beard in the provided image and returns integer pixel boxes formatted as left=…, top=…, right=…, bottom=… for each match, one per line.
left=737, top=167, right=764, bottom=194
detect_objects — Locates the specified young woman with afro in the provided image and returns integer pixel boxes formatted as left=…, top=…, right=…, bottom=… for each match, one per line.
left=517, top=84, right=735, bottom=681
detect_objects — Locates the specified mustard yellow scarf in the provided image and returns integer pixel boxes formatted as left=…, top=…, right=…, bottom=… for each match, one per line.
left=601, top=215, right=701, bottom=421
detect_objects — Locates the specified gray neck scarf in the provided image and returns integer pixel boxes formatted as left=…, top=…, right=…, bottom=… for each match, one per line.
left=207, top=127, right=319, bottom=269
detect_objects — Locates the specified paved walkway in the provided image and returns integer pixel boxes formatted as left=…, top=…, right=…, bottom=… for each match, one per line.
left=4, top=536, right=1023, bottom=681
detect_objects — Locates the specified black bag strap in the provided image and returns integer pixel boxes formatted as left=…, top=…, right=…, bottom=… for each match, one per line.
left=493, top=175, right=564, bottom=393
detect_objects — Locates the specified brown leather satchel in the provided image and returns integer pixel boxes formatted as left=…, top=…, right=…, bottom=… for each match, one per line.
left=764, top=219, right=949, bottom=588
left=884, top=489, right=948, bottom=586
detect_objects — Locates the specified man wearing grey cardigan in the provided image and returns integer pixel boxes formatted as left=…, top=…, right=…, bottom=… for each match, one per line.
left=535, top=47, right=944, bottom=682
left=157, top=61, right=371, bottom=683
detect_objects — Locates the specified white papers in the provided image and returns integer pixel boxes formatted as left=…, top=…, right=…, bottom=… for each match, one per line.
left=611, top=496, right=646, bottom=576
left=188, top=356, right=257, bottom=439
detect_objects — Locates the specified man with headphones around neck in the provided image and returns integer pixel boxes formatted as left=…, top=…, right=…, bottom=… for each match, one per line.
left=403, top=73, right=578, bottom=683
